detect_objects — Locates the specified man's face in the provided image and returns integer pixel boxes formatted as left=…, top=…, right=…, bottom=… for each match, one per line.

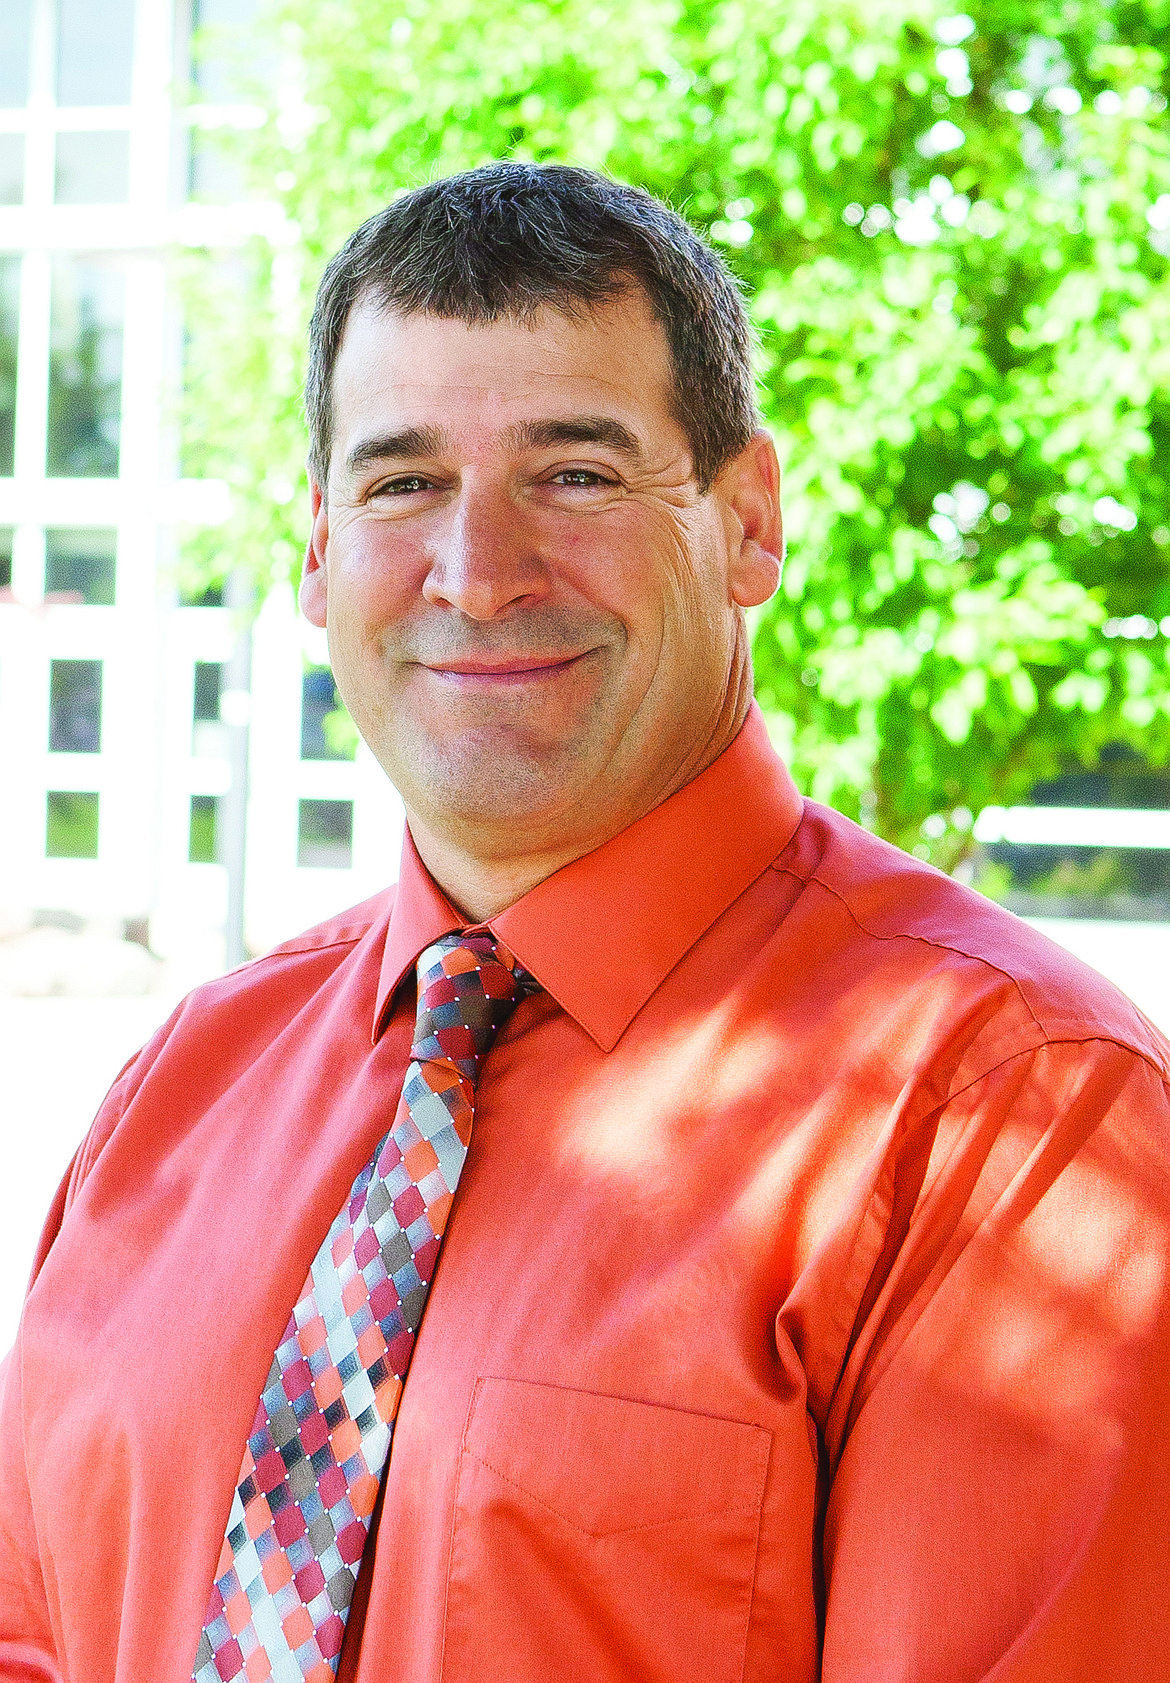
left=301, top=291, right=780, bottom=876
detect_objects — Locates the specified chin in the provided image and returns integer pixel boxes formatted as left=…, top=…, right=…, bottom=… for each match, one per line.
left=397, top=731, right=591, bottom=831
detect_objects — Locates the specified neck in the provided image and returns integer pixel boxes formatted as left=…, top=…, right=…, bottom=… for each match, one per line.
left=407, top=664, right=755, bottom=924
left=405, top=821, right=590, bottom=923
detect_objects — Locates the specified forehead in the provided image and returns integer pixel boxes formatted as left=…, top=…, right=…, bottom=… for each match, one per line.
left=328, top=293, right=680, bottom=458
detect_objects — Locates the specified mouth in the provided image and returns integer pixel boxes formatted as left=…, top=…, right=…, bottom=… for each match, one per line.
left=420, top=651, right=594, bottom=687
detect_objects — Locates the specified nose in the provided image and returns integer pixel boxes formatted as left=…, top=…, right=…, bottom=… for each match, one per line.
left=421, top=479, right=549, bottom=620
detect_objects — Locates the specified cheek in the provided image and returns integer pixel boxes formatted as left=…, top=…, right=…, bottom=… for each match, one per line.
left=574, top=506, right=690, bottom=629
left=326, top=534, right=417, bottom=646
left=635, top=517, right=728, bottom=650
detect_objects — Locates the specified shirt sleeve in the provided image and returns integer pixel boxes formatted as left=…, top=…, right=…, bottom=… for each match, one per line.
left=0, top=1041, right=149, bottom=1681
left=0, top=1346, right=65, bottom=1681
left=820, top=1035, right=1170, bottom=1682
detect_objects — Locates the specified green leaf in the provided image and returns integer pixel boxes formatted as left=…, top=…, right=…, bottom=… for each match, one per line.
left=181, top=0, right=1170, bottom=858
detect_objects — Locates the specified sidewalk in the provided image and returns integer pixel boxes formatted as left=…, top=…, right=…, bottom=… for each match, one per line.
left=2, top=918, right=1167, bottom=1352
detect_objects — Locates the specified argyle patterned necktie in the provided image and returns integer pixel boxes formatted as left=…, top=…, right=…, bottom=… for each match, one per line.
left=193, top=933, right=536, bottom=1683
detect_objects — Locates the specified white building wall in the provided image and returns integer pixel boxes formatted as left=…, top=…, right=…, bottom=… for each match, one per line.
left=0, top=0, right=405, bottom=977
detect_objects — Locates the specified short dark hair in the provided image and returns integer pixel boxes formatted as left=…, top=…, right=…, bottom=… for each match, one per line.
left=305, top=162, right=759, bottom=491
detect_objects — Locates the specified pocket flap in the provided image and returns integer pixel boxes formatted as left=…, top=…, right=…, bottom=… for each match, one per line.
left=463, top=1377, right=770, bottom=1537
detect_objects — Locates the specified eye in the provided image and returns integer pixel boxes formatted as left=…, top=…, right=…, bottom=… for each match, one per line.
left=551, top=468, right=616, bottom=487
left=371, top=472, right=435, bottom=497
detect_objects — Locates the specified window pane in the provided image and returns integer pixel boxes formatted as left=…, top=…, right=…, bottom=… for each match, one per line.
left=0, top=134, right=23, bottom=203
left=46, top=790, right=99, bottom=857
left=0, top=0, right=33, bottom=106
left=189, top=794, right=218, bottom=863
left=49, top=658, right=102, bottom=752
left=45, top=527, right=116, bottom=604
left=189, top=0, right=263, bottom=200
left=47, top=257, right=123, bottom=478
left=56, top=0, right=134, bottom=105
left=0, top=254, right=17, bottom=478
left=54, top=132, right=130, bottom=204
left=0, top=526, right=12, bottom=590
left=191, top=660, right=228, bottom=754
left=193, top=660, right=222, bottom=720
left=297, top=799, right=353, bottom=869
left=192, top=0, right=262, bottom=101
left=300, top=666, right=356, bottom=760
left=188, top=130, right=245, bottom=205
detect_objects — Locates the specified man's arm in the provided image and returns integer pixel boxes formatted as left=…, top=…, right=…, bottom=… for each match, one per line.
left=0, top=1043, right=147, bottom=1682
left=0, top=1346, right=66, bottom=1681
left=820, top=1036, right=1170, bottom=1681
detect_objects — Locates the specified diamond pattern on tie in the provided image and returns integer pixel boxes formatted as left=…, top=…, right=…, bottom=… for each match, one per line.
left=193, top=934, right=535, bottom=1683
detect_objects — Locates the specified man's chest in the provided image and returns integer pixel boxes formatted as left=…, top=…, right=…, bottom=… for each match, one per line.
left=25, top=992, right=897, bottom=1683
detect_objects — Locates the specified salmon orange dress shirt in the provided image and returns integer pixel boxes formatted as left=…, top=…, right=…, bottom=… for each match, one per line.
left=3, top=705, right=1170, bottom=1683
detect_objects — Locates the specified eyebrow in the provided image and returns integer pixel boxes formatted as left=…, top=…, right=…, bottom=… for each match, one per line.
left=344, top=426, right=449, bottom=476
left=341, top=413, right=645, bottom=479
left=503, top=415, right=645, bottom=462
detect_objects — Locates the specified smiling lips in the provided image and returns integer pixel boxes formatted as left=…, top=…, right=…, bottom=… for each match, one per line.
left=422, top=651, right=592, bottom=686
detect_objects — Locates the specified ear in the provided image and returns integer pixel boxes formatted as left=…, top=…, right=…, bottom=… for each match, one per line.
left=299, top=477, right=329, bottom=628
left=717, top=430, right=784, bottom=608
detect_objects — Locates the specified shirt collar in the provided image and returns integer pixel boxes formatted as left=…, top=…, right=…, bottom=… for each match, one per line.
left=373, top=703, right=804, bottom=1052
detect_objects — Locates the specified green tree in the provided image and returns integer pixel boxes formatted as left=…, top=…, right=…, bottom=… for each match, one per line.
left=183, top=0, right=1170, bottom=860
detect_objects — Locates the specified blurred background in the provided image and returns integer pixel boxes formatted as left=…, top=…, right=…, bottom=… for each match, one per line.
left=1, top=0, right=1168, bottom=1346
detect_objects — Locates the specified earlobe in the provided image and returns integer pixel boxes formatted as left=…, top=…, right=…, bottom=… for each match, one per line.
left=299, top=548, right=328, bottom=628
left=723, top=431, right=784, bottom=608
left=299, top=480, right=329, bottom=628
left=731, top=536, right=783, bottom=609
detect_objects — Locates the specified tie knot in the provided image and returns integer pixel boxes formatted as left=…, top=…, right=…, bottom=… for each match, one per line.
left=412, top=932, right=535, bottom=1081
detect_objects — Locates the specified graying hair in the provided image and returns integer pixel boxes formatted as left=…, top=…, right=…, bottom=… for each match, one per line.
left=305, top=162, right=759, bottom=491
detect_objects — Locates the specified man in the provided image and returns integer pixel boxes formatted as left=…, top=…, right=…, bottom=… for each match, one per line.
left=2, top=163, right=1169, bottom=1683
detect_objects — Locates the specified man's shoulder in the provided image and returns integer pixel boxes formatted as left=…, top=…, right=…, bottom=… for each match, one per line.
left=176, top=884, right=395, bottom=1005
left=258, top=885, right=396, bottom=964
left=781, top=800, right=1168, bottom=1076
left=128, top=887, right=396, bottom=1079
left=50, top=886, right=399, bottom=1239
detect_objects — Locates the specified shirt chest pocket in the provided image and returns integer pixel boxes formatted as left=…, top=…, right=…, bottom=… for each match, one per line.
left=442, top=1377, right=771, bottom=1683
